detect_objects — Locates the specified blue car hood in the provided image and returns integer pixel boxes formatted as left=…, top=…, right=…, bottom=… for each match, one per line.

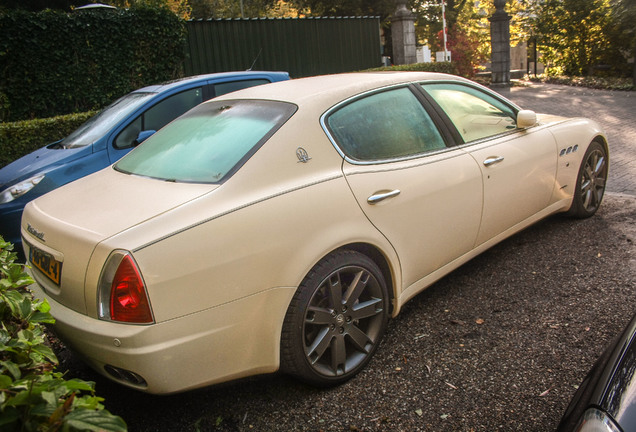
left=0, top=142, right=91, bottom=189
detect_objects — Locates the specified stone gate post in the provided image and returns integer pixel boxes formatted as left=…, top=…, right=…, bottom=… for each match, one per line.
left=391, top=0, right=417, bottom=65
left=489, top=0, right=511, bottom=85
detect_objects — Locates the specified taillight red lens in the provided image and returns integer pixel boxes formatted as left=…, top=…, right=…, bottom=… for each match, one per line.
left=110, top=255, right=153, bottom=323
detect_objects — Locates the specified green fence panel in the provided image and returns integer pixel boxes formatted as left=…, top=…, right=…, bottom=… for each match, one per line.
left=184, top=17, right=382, bottom=78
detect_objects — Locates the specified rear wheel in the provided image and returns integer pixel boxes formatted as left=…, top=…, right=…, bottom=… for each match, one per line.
left=567, top=141, right=608, bottom=218
left=281, top=250, right=389, bottom=386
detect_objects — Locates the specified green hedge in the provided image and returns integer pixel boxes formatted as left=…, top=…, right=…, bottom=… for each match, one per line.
left=0, top=6, right=186, bottom=123
left=0, top=112, right=94, bottom=169
left=366, top=62, right=459, bottom=75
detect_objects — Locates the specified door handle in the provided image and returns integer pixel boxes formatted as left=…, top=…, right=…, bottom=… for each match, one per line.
left=367, top=189, right=401, bottom=204
left=483, top=156, right=504, bottom=166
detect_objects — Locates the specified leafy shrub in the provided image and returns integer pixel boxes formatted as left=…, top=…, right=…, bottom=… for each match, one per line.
left=528, top=75, right=634, bottom=91
left=0, top=5, right=186, bottom=122
left=366, top=61, right=459, bottom=75
left=0, top=112, right=96, bottom=169
left=0, top=237, right=127, bottom=432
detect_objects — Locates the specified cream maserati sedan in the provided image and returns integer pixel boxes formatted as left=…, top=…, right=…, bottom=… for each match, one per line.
left=22, top=72, right=608, bottom=394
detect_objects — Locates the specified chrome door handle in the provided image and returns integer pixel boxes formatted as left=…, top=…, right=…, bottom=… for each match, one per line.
left=367, top=189, right=401, bottom=204
left=483, top=156, right=504, bottom=166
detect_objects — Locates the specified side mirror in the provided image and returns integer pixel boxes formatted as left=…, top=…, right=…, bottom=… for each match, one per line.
left=134, top=130, right=156, bottom=146
left=517, top=110, right=537, bottom=128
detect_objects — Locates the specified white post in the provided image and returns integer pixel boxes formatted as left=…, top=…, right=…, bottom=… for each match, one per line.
left=441, top=0, right=449, bottom=61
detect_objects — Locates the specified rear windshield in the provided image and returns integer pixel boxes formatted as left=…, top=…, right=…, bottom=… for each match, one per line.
left=114, top=100, right=296, bottom=183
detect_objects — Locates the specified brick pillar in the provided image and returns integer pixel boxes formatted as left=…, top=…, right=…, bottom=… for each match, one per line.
left=391, top=0, right=416, bottom=65
left=489, top=0, right=511, bottom=85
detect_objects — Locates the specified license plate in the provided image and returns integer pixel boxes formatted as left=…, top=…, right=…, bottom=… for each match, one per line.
left=30, top=245, right=62, bottom=285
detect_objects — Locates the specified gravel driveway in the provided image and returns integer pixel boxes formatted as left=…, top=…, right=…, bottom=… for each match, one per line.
left=53, top=83, right=636, bottom=431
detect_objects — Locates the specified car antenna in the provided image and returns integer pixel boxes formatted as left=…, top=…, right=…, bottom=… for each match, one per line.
left=247, top=48, right=262, bottom=71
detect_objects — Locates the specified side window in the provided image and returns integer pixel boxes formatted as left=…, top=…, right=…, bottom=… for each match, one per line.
left=422, top=83, right=517, bottom=143
left=114, top=87, right=203, bottom=149
left=326, top=87, right=447, bottom=162
left=213, top=79, right=270, bottom=97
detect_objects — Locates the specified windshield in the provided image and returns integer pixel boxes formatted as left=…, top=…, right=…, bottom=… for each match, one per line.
left=61, top=92, right=156, bottom=148
left=114, top=100, right=296, bottom=183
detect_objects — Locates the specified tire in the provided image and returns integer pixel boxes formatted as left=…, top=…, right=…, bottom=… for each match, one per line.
left=567, top=141, right=608, bottom=218
left=280, top=250, right=389, bottom=386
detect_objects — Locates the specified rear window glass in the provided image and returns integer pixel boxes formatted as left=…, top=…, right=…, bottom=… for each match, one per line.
left=115, top=100, right=296, bottom=183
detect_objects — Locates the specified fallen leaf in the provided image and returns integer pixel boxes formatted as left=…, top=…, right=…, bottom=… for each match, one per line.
left=475, top=318, right=485, bottom=325
left=415, top=409, right=423, bottom=417
left=539, top=387, right=553, bottom=397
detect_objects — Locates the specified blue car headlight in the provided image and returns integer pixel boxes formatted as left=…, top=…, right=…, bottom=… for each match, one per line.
left=0, top=175, right=45, bottom=204
left=575, top=408, right=621, bottom=432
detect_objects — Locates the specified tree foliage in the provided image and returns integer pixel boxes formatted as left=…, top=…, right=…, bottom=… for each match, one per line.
left=609, top=0, right=636, bottom=83
left=0, top=5, right=187, bottom=121
left=533, top=0, right=630, bottom=76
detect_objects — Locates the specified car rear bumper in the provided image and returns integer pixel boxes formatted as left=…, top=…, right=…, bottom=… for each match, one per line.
left=29, top=279, right=296, bottom=394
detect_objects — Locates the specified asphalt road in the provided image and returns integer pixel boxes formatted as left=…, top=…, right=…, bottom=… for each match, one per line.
left=54, top=83, right=636, bottom=432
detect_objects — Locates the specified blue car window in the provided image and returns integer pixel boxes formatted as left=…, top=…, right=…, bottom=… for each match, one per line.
left=114, top=87, right=204, bottom=149
left=61, top=92, right=154, bottom=149
left=214, top=79, right=270, bottom=97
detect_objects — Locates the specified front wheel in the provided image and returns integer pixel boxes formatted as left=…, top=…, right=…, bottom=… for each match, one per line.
left=280, top=250, right=389, bottom=386
left=567, top=141, right=608, bottom=218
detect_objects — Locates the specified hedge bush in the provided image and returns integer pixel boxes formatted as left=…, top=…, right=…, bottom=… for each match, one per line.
left=0, top=237, right=127, bottom=431
left=0, top=5, right=187, bottom=122
left=0, top=112, right=95, bottom=169
left=366, top=62, right=459, bottom=75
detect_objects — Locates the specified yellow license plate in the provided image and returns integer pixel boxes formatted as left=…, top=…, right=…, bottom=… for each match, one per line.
left=30, top=245, right=62, bottom=285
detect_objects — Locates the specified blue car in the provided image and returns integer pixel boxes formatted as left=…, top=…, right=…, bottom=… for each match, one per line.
left=0, top=71, right=290, bottom=250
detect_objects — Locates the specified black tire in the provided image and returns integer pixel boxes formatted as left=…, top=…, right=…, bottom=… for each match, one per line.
left=567, top=141, right=608, bottom=218
left=280, top=250, right=389, bottom=386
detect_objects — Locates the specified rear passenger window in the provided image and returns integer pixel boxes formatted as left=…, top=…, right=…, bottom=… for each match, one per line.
left=214, top=79, right=270, bottom=97
left=325, top=87, right=446, bottom=162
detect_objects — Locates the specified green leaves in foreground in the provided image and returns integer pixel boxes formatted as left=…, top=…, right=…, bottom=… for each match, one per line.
left=0, top=237, right=127, bottom=431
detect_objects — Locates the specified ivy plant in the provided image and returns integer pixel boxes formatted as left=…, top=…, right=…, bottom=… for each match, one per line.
left=0, top=237, right=127, bottom=432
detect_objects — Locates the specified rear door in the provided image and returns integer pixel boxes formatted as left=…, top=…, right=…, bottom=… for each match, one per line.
left=324, top=85, right=483, bottom=289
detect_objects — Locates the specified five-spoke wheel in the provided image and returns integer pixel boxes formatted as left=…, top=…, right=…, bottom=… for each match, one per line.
left=568, top=141, right=608, bottom=218
left=281, top=250, right=389, bottom=386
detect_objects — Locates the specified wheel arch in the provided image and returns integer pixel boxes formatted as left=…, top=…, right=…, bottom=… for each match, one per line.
left=591, top=134, right=609, bottom=161
left=328, top=242, right=398, bottom=316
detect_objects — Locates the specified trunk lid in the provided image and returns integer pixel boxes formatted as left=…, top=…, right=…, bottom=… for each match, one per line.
left=22, top=167, right=216, bottom=314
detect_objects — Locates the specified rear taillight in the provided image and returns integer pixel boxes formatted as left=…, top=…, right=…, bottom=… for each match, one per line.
left=98, top=251, right=154, bottom=324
